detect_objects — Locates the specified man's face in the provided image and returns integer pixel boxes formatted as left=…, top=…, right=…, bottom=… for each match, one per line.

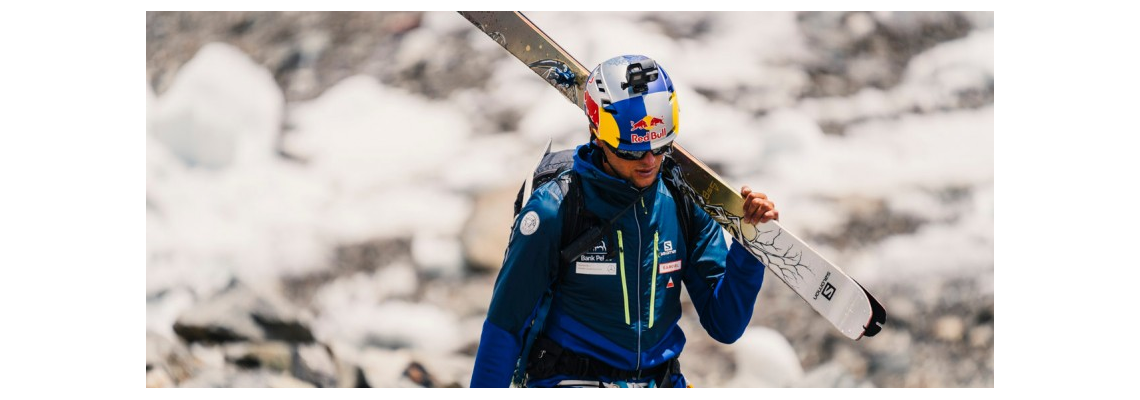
left=596, top=139, right=665, bottom=189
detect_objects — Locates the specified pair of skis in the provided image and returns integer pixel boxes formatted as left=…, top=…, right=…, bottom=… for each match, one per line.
left=459, top=11, right=885, bottom=340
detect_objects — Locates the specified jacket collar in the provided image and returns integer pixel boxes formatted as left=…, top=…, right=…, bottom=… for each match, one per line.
left=571, top=143, right=661, bottom=219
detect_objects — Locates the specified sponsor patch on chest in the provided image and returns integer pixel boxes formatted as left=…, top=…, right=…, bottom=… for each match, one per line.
left=658, top=260, right=681, bottom=274
left=576, top=262, right=617, bottom=276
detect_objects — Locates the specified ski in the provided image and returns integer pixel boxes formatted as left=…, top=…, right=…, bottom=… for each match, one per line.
left=459, top=11, right=885, bottom=340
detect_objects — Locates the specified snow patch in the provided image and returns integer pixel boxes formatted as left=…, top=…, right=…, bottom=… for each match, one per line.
left=150, top=42, right=283, bottom=170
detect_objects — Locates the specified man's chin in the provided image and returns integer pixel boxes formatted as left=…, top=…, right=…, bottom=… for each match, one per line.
left=632, top=177, right=657, bottom=189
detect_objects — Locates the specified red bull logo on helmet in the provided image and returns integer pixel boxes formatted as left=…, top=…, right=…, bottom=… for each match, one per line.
left=631, top=115, right=664, bottom=132
left=629, top=115, right=667, bottom=143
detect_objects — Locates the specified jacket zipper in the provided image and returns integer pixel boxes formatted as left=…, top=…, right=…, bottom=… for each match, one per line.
left=632, top=197, right=643, bottom=371
left=617, top=230, right=630, bottom=325
left=650, top=230, right=659, bottom=329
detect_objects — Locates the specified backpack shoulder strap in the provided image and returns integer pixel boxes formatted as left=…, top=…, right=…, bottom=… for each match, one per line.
left=512, top=169, right=584, bottom=387
left=556, top=170, right=585, bottom=281
left=660, top=155, right=698, bottom=248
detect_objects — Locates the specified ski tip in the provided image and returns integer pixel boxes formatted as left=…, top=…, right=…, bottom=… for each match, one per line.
left=854, top=281, right=887, bottom=340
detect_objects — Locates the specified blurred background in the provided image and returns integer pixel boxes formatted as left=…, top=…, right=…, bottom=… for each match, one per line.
left=146, top=11, right=993, bottom=388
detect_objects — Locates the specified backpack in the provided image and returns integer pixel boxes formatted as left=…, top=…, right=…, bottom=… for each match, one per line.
left=507, top=145, right=697, bottom=386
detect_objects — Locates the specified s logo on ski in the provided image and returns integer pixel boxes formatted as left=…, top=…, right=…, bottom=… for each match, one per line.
left=814, top=272, right=836, bottom=301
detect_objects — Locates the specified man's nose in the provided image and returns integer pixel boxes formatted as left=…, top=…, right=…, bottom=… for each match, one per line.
left=639, top=150, right=658, bottom=164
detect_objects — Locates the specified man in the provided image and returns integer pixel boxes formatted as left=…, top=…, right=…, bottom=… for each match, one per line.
left=471, top=55, right=778, bottom=388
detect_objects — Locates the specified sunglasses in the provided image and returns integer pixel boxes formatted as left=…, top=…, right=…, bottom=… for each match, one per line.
left=603, top=141, right=673, bottom=161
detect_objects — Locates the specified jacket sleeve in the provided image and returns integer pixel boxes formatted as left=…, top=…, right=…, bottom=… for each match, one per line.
left=470, top=186, right=564, bottom=388
left=681, top=202, right=766, bottom=344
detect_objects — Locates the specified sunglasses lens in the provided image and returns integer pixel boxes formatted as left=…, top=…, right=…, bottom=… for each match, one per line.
left=607, top=142, right=672, bottom=160
left=616, top=149, right=645, bottom=160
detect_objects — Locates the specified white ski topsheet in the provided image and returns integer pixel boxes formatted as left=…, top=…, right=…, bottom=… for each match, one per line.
left=732, top=220, right=874, bottom=340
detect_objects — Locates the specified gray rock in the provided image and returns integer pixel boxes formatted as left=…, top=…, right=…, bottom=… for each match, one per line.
left=318, top=345, right=441, bottom=388
left=411, top=233, right=464, bottom=279
left=224, top=341, right=292, bottom=371
left=293, top=343, right=339, bottom=388
left=179, top=369, right=316, bottom=388
left=797, top=11, right=976, bottom=98
left=147, top=11, right=426, bottom=102
left=462, top=186, right=517, bottom=273
left=415, top=353, right=476, bottom=388
left=173, top=280, right=314, bottom=344
left=968, top=325, right=993, bottom=349
left=146, top=330, right=196, bottom=384
left=146, top=366, right=175, bottom=388
left=799, top=361, right=874, bottom=388
left=726, top=327, right=804, bottom=387
left=355, top=348, right=419, bottom=388
left=933, top=316, right=965, bottom=342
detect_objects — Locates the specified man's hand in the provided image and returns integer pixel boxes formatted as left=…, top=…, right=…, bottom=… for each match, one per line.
left=740, top=186, right=779, bottom=225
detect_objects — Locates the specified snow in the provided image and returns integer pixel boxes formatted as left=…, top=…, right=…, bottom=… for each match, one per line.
left=150, top=43, right=283, bottom=170
left=726, top=327, right=804, bottom=387
left=310, top=263, right=419, bottom=313
left=312, top=300, right=462, bottom=354
left=281, top=74, right=472, bottom=191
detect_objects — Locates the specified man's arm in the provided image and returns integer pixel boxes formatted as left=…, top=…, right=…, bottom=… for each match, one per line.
left=681, top=203, right=767, bottom=344
left=470, top=185, right=564, bottom=387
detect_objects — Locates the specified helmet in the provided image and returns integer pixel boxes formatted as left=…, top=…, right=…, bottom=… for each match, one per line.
left=584, top=55, right=679, bottom=152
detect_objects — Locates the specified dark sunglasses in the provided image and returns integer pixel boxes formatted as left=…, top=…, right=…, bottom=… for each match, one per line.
left=604, top=141, right=673, bottom=161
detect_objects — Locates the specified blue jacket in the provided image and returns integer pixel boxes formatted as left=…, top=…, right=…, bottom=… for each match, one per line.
left=470, top=144, right=766, bottom=388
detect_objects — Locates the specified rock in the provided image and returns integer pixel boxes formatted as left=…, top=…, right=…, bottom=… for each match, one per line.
left=411, top=233, right=464, bottom=279
left=309, top=262, right=418, bottom=316
left=146, top=367, right=175, bottom=388
left=830, top=343, right=869, bottom=379
left=883, top=294, right=918, bottom=327
left=149, top=42, right=283, bottom=170
left=403, top=361, right=436, bottom=387
left=461, top=186, right=517, bottom=273
left=416, top=353, right=475, bottom=388
left=146, top=330, right=196, bottom=384
left=355, top=348, right=418, bottom=388
left=798, top=361, right=871, bottom=388
left=189, top=343, right=226, bottom=369
left=249, top=372, right=316, bottom=388
left=293, top=343, right=339, bottom=388
left=224, top=341, right=292, bottom=371
left=146, top=288, right=196, bottom=339
left=726, top=327, right=804, bottom=387
left=421, top=277, right=494, bottom=320
left=933, top=316, right=965, bottom=342
left=180, top=369, right=316, bottom=388
left=177, top=369, right=228, bottom=388
left=174, top=280, right=314, bottom=344
left=311, top=300, right=461, bottom=354
left=968, top=325, right=993, bottom=349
